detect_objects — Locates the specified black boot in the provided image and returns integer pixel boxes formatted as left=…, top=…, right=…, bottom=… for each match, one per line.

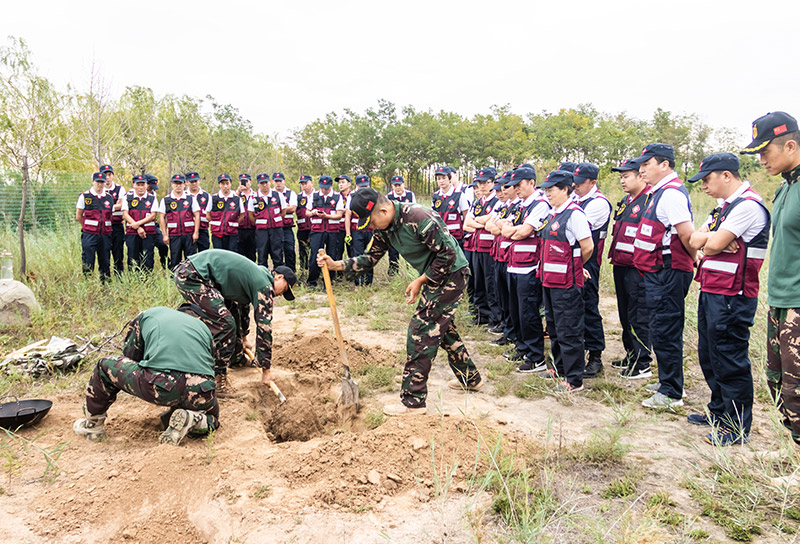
left=584, top=351, right=603, bottom=378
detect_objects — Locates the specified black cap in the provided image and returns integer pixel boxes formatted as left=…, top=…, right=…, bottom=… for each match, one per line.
left=631, top=143, right=674, bottom=164
left=272, top=172, right=285, bottom=181
left=434, top=166, right=450, bottom=177
left=335, top=174, right=352, bottom=182
left=319, top=175, right=333, bottom=188
left=299, top=174, right=313, bottom=183
left=475, top=167, right=496, bottom=182
left=538, top=170, right=574, bottom=189
left=99, top=164, right=113, bottom=174
left=688, top=153, right=740, bottom=182
left=186, top=171, right=200, bottom=181
left=391, top=175, right=404, bottom=185
left=611, top=159, right=639, bottom=173
left=507, top=166, right=537, bottom=187
left=239, top=173, right=251, bottom=181
left=573, top=163, right=599, bottom=184
left=742, top=111, right=799, bottom=154
left=559, top=161, right=577, bottom=173
left=273, top=265, right=298, bottom=301
left=132, top=174, right=146, bottom=184
left=355, top=174, right=370, bottom=187
left=145, top=174, right=158, bottom=190
left=217, top=173, right=232, bottom=183
left=256, top=173, right=270, bottom=183
left=92, top=172, right=106, bottom=182
left=350, top=188, right=380, bottom=230
left=171, top=174, right=186, bottom=183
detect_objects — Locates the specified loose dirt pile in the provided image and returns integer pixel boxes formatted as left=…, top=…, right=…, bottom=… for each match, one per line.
left=272, top=333, right=396, bottom=379
left=266, top=396, right=322, bottom=442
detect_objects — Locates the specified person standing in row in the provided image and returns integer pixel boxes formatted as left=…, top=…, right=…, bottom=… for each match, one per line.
left=206, top=173, right=243, bottom=252
left=486, top=173, right=519, bottom=350
left=385, top=175, right=416, bottom=275
left=432, top=166, right=469, bottom=249
left=249, top=173, right=285, bottom=268
left=632, top=143, right=696, bottom=409
left=273, top=173, right=298, bottom=273
left=607, top=159, right=653, bottom=379
left=337, top=174, right=354, bottom=258
left=159, top=174, right=200, bottom=270
left=186, top=171, right=211, bottom=252
left=76, top=171, right=114, bottom=282
left=306, top=175, right=344, bottom=288
left=121, top=174, right=158, bottom=272
left=741, top=111, right=800, bottom=446
left=296, top=175, right=314, bottom=272
left=101, top=164, right=126, bottom=275
left=346, top=175, right=374, bottom=286
left=236, top=174, right=257, bottom=262
left=147, top=174, right=169, bottom=269
left=572, top=163, right=611, bottom=377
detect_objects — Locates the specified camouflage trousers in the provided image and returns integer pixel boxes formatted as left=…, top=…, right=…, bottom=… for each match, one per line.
left=767, top=307, right=800, bottom=444
left=86, top=356, right=219, bottom=431
left=402, top=267, right=480, bottom=408
left=173, top=259, right=239, bottom=375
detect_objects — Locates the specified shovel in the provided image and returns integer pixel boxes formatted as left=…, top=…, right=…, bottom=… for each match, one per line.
left=319, top=250, right=359, bottom=420
left=244, top=346, right=286, bottom=403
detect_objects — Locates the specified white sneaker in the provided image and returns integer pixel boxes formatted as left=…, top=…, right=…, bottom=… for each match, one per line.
left=644, top=382, right=687, bottom=397
left=621, top=367, right=653, bottom=380
left=642, top=392, right=684, bottom=409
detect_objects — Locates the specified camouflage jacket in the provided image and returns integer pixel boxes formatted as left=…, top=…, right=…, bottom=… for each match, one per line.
left=343, top=201, right=468, bottom=286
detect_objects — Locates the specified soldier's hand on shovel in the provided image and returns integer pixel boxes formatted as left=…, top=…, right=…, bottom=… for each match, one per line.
left=260, top=368, right=273, bottom=385
left=317, top=250, right=343, bottom=271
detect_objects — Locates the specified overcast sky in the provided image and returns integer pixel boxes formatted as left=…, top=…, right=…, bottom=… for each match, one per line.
left=2, top=0, right=798, bottom=144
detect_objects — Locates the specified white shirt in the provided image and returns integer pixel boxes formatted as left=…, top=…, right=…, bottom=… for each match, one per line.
left=651, top=172, right=692, bottom=247
left=158, top=192, right=201, bottom=214
left=388, top=189, right=416, bottom=203
left=247, top=190, right=287, bottom=212
left=577, top=186, right=612, bottom=230
left=76, top=187, right=106, bottom=209
left=205, top=192, right=245, bottom=214
left=282, top=189, right=298, bottom=208
left=551, top=200, right=592, bottom=245
left=703, top=182, right=768, bottom=244
left=435, top=186, right=470, bottom=213
left=121, top=192, right=159, bottom=212
left=507, top=194, right=551, bottom=275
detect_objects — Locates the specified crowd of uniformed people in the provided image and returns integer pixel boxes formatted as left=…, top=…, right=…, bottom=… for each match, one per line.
left=73, top=111, right=800, bottom=449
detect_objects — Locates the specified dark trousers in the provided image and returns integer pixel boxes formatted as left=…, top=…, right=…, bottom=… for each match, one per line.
left=698, top=292, right=756, bottom=434
left=168, top=234, right=197, bottom=270
left=154, top=227, right=168, bottom=269
left=494, top=261, right=516, bottom=341
left=256, top=228, right=284, bottom=268
left=307, top=231, right=331, bottom=286
left=583, top=260, right=605, bottom=352
left=238, top=228, right=256, bottom=262
left=388, top=247, right=400, bottom=275
left=81, top=232, right=110, bottom=282
left=212, top=234, right=239, bottom=252
left=110, top=223, right=125, bottom=274
left=282, top=226, right=296, bottom=272
left=125, top=233, right=156, bottom=272
left=351, top=230, right=373, bottom=286
left=297, top=229, right=311, bottom=271
left=463, top=249, right=476, bottom=308
left=509, top=271, right=544, bottom=362
left=474, top=251, right=501, bottom=325
left=196, top=229, right=210, bottom=252
left=544, top=285, right=585, bottom=388
left=644, top=268, right=692, bottom=400
left=613, top=265, right=652, bottom=371
left=329, top=231, right=345, bottom=280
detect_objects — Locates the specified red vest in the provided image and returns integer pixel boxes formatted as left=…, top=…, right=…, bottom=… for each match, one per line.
left=252, top=190, right=284, bottom=230
left=509, top=198, right=549, bottom=267
left=238, top=193, right=255, bottom=229
left=296, top=192, right=312, bottom=231
left=472, top=195, right=499, bottom=253
left=309, top=191, right=342, bottom=233
left=208, top=194, right=240, bottom=237
left=695, top=189, right=770, bottom=298
left=538, top=204, right=585, bottom=289
left=163, top=194, right=197, bottom=237
left=432, top=190, right=464, bottom=239
left=190, top=190, right=210, bottom=229
left=632, top=179, right=694, bottom=273
left=608, top=186, right=651, bottom=268
left=492, top=201, right=517, bottom=263
left=80, top=190, right=114, bottom=235
left=282, top=189, right=296, bottom=227
left=578, top=191, right=611, bottom=266
left=124, top=193, right=156, bottom=235
left=108, top=184, right=124, bottom=224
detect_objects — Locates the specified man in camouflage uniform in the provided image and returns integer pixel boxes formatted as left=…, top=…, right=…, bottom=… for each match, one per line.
left=173, top=249, right=297, bottom=397
left=318, top=188, right=482, bottom=416
left=73, top=306, right=219, bottom=445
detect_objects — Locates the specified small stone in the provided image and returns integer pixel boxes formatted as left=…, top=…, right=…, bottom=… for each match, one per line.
left=496, top=418, right=508, bottom=425
left=367, top=470, right=381, bottom=485
left=122, top=529, right=134, bottom=539
left=108, top=470, right=119, bottom=479
left=86, top=486, right=95, bottom=494
left=386, top=473, right=403, bottom=483
left=356, top=474, right=368, bottom=485
left=411, top=438, right=427, bottom=451
left=384, top=480, right=397, bottom=491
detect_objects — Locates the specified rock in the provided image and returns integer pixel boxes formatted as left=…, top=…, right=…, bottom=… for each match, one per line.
left=367, top=469, right=381, bottom=485
left=122, top=529, right=134, bottom=539
left=411, top=437, right=427, bottom=451
left=386, top=473, right=403, bottom=483
left=384, top=480, right=397, bottom=491
left=0, top=279, right=40, bottom=326
left=108, top=470, right=119, bottom=479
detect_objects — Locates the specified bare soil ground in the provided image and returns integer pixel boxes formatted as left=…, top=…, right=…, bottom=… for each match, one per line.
left=0, top=293, right=794, bottom=543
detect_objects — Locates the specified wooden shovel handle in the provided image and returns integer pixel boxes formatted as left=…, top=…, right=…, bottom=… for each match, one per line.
left=319, top=250, right=350, bottom=368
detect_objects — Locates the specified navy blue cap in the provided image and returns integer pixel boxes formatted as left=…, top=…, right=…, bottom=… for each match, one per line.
left=631, top=143, right=675, bottom=164
left=475, top=167, right=496, bottom=182
left=434, top=166, right=451, bottom=177
left=92, top=172, right=106, bottom=182
left=272, top=172, right=285, bottom=181
left=171, top=174, right=186, bottom=183
left=391, top=175, right=404, bottom=185
left=99, top=164, right=113, bottom=174
left=239, top=173, right=251, bottom=181
left=518, top=163, right=535, bottom=170
left=335, top=174, right=352, bottom=183
left=186, top=171, right=200, bottom=181
left=611, top=159, right=639, bottom=173
left=742, top=111, right=799, bottom=154
left=132, top=174, right=146, bottom=184
left=145, top=174, right=158, bottom=190
left=299, top=174, right=313, bottom=183
left=319, top=175, right=333, bottom=188
left=507, top=167, right=537, bottom=187
left=256, top=173, right=270, bottom=183
left=538, top=170, right=574, bottom=189
left=559, top=161, right=577, bottom=173
left=217, top=173, right=232, bottom=183
left=355, top=174, right=370, bottom=187
left=688, top=153, right=740, bottom=182
left=572, top=163, right=599, bottom=184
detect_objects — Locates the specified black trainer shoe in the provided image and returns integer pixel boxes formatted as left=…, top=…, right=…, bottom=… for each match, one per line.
left=503, top=350, right=524, bottom=363
left=620, top=366, right=653, bottom=380
left=487, top=324, right=504, bottom=334
left=584, top=351, right=604, bottom=378
left=611, top=357, right=630, bottom=369
left=688, top=413, right=712, bottom=426
left=517, top=359, right=547, bottom=373
left=490, top=336, right=512, bottom=346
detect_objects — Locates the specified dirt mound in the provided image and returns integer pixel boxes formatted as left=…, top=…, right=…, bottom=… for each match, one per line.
left=273, top=333, right=396, bottom=378
left=267, top=396, right=322, bottom=442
